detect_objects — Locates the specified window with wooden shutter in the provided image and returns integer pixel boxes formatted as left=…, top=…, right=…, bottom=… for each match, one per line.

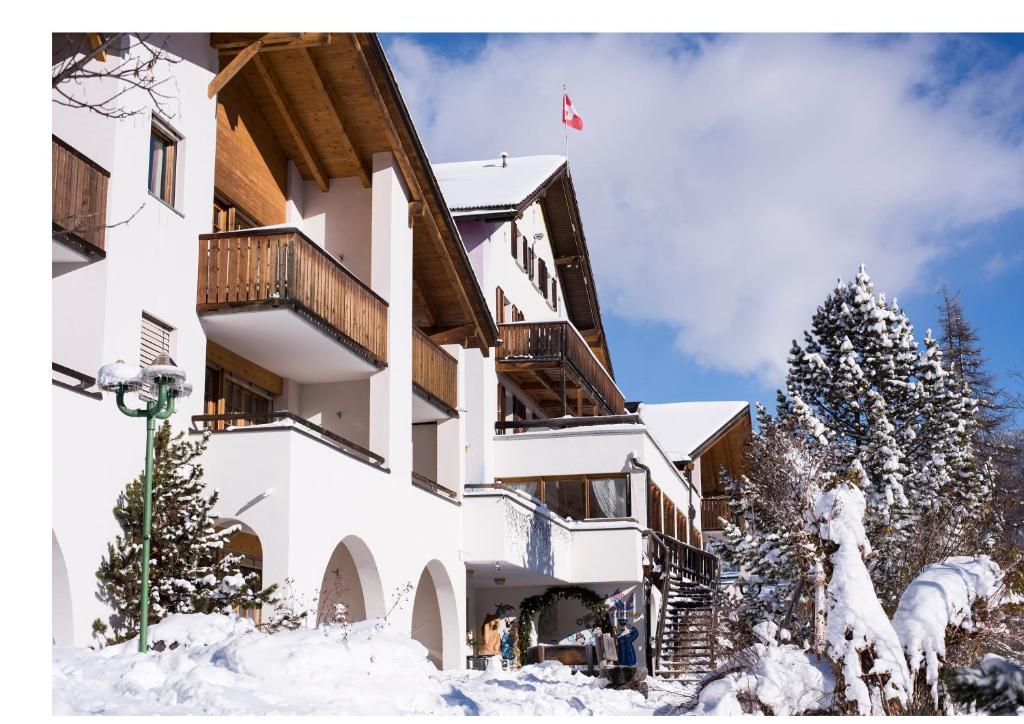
left=538, top=259, right=549, bottom=298
left=495, top=287, right=505, bottom=323
left=148, top=118, right=181, bottom=208
left=510, top=221, right=518, bottom=262
left=140, top=312, right=173, bottom=366
left=552, top=279, right=558, bottom=311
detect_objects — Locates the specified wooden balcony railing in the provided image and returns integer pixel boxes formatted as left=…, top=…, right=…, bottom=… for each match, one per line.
left=412, top=328, right=458, bottom=414
left=52, top=136, right=109, bottom=255
left=498, top=321, right=624, bottom=415
left=701, top=497, right=732, bottom=531
left=197, top=228, right=388, bottom=365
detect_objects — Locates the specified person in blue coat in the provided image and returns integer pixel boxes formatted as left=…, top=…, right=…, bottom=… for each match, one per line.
left=616, top=622, right=639, bottom=666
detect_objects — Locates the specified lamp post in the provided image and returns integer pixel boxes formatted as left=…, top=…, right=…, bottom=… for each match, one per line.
left=97, top=354, right=192, bottom=653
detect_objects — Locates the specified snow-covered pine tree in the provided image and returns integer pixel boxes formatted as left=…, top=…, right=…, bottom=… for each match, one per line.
left=777, top=266, right=996, bottom=607
left=947, top=656, right=1024, bottom=715
left=717, top=407, right=834, bottom=640
left=96, top=421, right=277, bottom=642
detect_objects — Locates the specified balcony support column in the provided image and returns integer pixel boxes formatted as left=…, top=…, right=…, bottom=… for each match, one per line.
left=369, top=152, right=412, bottom=476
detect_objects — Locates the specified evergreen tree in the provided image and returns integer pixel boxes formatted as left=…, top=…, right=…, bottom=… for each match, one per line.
left=96, top=422, right=276, bottom=642
left=947, top=656, right=1024, bottom=715
left=774, top=266, right=995, bottom=607
left=938, top=288, right=1022, bottom=574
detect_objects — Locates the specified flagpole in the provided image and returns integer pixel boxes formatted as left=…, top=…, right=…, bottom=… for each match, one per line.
left=562, top=83, right=568, bottom=164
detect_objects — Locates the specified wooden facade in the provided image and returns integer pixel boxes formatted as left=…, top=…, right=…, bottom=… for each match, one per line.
left=694, top=411, right=752, bottom=497
left=412, top=327, right=458, bottom=414
left=197, top=228, right=388, bottom=365
left=52, top=135, right=109, bottom=257
left=497, top=321, right=625, bottom=417
left=700, top=496, right=732, bottom=532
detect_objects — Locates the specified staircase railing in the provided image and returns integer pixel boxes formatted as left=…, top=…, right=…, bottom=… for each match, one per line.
left=644, top=529, right=721, bottom=675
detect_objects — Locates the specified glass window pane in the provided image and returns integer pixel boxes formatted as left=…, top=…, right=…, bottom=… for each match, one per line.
left=587, top=477, right=628, bottom=518
left=149, top=132, right=167, bottom=197
left=545, top=479, right=586, bottom=521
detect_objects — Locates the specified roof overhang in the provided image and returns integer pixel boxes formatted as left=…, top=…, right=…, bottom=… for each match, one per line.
left=207, top=32, right=498, bottom=355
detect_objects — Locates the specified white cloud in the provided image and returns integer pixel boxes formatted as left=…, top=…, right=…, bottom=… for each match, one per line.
left=983, top=250, right=1024, bottom=278
left=387, top=34, right=1024, bottom=382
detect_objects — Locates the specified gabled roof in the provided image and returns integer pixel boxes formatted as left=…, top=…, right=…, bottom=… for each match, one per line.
left=433, top=155, right=566, bottom=216
left=433, top=154, right=615, bottom=377
left=638, top=401, right=750, bottom=462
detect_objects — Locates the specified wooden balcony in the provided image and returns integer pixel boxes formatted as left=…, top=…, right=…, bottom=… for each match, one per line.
left=701, top=496, right=732, bottom=531
left=197, top=228, right=388, bottom=382
left=412, top=327, right=458, bottom=417
left=497, top=321, right=624, bottom=417
left=52, top=136, right=109, bottom=262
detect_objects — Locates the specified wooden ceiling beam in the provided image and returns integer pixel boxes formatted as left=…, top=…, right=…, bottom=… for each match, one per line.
left=298, top=47, right=371, bottom=188
left=208, top=36, right=267, bottom=98
left=87, top=34, right=107, bottom=62
left=412, top=279, right=436, bottom=328
left=213, top=33, right=331, bottom=53
left=423, top=324, right=475, bottom=346
left=416, top=203, right=490, bottom=355
left=252, top=55, right=329, bottom=193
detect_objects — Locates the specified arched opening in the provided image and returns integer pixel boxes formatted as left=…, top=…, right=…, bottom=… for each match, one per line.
left=215, top=519, right=265, bottom=625
left=52, top=531, right=73, bottom=646
left=410, top=560, right=460, bottom=670
left=318, top=535, right=385, bottom=625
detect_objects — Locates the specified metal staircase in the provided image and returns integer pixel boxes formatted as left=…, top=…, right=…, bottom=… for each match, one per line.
left=646, top=530, right=720, bottom=681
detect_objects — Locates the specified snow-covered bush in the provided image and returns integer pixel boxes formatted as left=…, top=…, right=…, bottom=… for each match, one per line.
left=688, top=621, right=835, bottom=715
left=892, top=555, right=1005, bottom=709
left=814, top=464, right=911, bottom=714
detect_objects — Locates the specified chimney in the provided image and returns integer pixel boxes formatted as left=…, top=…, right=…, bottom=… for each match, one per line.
left=500, top=152, right=509, bottom=168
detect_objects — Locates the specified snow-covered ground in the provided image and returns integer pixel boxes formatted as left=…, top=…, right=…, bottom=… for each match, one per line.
left=53, top=614, right=697, bottom=715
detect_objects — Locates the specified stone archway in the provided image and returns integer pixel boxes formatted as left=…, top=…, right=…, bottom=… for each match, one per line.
left=410, top=560, right=460, bottom=670
left=318, top=535, right=385, bottom=625
left=52, top=531, right=74, bottom=646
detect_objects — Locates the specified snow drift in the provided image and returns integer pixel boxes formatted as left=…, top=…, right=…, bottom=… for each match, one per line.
left=53, top=613, right=688, bottom=715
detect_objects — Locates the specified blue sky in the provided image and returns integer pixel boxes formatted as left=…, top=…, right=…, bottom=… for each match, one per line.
left=383, top=34, right=1024, bottom=422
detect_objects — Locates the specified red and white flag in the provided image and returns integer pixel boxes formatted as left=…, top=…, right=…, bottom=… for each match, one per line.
left=562, top=92, right=584, bottom=130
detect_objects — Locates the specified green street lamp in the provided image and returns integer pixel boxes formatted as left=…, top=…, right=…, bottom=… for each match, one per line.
left=97, top=354, right=192, bottom=653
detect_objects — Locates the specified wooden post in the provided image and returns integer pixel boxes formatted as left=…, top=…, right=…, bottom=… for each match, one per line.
left=560, top=366, right=567, bottom=417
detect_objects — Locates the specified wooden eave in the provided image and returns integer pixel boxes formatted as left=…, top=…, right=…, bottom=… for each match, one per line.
left=537, top=167, right=616, bottom=377
left=207, top=32, right=498, bottom=355
left=689, top=406, right=751, bottom=460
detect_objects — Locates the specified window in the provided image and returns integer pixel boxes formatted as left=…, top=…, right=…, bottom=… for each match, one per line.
left=544, top=479, right=587, bottom=521
left=148, top=119, right=180, bottom=207
left=204, top=365, right=274, bottom=429
left=497, top=474, right=630, bottom=520
left=551, top=279, right=558, bottom=311
left=511, top=221, right=519, bottom=262
left=538, top=259, right=549, bottom=298
left=587, top=477, right=629, bottom=518
left=140, top=312, right=173, bottom=366
left=212, top=194, right=256, bottom=233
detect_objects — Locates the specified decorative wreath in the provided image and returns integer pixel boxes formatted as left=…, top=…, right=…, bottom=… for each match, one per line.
left=516, top=585, right=610, bottom=660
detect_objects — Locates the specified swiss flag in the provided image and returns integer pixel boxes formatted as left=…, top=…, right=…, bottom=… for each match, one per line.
left=562, top=92, right=584, bottom=130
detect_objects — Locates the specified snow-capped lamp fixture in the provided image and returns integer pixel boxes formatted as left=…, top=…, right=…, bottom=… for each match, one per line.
left=97, top=353, right=191, bottom=654
left=500, top=151, right=509, bottom=168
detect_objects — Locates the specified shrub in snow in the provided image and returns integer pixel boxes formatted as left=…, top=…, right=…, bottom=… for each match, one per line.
left=95, top=422, right=276, bottom=643
left=814, top=464, right=911, bottom=715
left=947, top=654, right=1024, bottom=715
left=892, top=555, right=1005, bottom=709
left=688, top=621, right=835, bottom=715
left=717, top=410, right=835, bottom=641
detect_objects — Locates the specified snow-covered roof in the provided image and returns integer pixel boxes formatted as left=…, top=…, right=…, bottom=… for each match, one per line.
left=432, top=155, right=566, bottom=214
left=637, top=401, right=750, bottom=461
